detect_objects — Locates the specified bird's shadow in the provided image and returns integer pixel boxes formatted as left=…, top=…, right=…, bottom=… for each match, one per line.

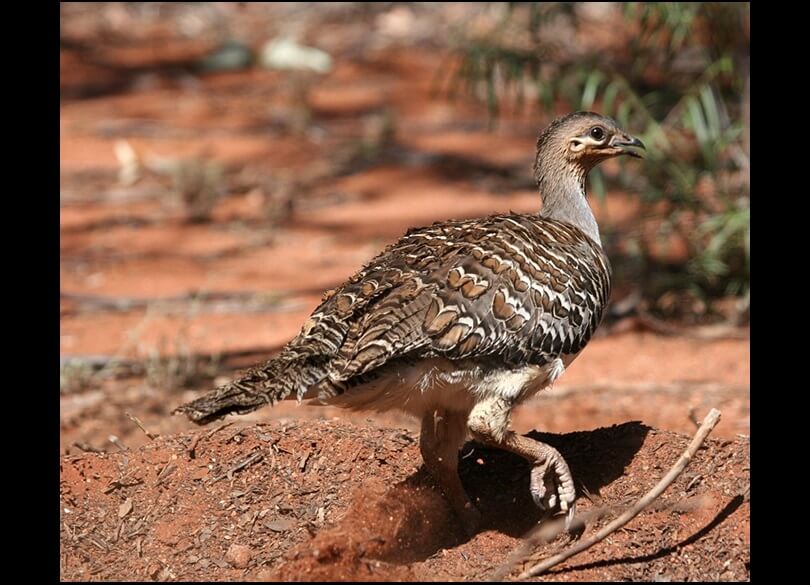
left=367, top=421, right=649, bottom=565
left=462, top=422, right=651, bottom=536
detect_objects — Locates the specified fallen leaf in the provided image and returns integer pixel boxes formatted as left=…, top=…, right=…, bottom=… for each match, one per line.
left=264, top=518, right=295, bottom=532
left=118, top=498, right=133, bottom=519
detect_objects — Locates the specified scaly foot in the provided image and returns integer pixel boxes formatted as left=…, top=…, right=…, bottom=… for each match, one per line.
left=529, top=443, right=576, bottom=526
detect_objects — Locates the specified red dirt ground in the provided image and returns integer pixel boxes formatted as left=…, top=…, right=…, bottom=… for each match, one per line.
left=60, top=420, right=749, bottom=581
left=60, top=4, right=749, bottom=581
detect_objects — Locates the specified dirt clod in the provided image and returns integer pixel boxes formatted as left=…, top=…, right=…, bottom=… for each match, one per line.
left=226, top=544, right=252, bottom=569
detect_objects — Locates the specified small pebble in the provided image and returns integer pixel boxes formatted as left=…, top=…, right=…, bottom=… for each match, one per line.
left=226, top=544, right=251, bottom=569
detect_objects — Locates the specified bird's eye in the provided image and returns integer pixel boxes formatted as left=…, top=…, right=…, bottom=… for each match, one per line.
left=590, top=127, right=605, bottom=141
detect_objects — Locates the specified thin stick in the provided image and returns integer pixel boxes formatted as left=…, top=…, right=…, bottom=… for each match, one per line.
left=518, top=408, right=722, bottom=580
left=210, top=450, right=264, bottom=483
left=187, top=421, right=233, bottom=459
left=490, top=505, right=618, bottom=581
left=491, top=495, right=712, bottom=581
left=155, top=462, right=177, bottom=487
left=126, top=412, right=159, bottom=440
left=72, top=441, right=106, bottom=454
left=108, top=435, right=129, bottom=451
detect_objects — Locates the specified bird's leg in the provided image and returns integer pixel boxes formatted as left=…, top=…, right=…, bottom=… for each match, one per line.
left=468, top=397, right=576, bottom=524
left=419, top=409, right=481, bottom=535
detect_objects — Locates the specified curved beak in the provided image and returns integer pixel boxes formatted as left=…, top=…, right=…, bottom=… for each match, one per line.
left=611, top=134, right=646, bottom=158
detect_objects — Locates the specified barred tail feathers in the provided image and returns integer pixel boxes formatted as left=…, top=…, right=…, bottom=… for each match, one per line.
left=173, top=350, right=330, bottom=424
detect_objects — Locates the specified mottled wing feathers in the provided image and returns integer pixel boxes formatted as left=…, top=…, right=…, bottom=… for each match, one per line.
left=310, top=214, right=611, bottom=385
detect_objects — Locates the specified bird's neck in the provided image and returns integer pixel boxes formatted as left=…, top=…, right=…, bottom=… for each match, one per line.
left=536, top=161, right=601, bottom=246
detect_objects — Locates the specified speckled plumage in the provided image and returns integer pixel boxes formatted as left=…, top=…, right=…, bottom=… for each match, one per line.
left=175, top=111, right=644, bottom=531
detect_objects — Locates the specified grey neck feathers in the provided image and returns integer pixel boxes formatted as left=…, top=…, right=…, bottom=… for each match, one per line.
left=535, top=154, right=602, bottom=246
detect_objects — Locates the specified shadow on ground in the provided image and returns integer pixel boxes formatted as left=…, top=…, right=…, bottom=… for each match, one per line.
left=280, top=422, right=649, bottom=572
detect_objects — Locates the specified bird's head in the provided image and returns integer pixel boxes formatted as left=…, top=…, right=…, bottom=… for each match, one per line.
left=533, top=112, right=645, bottom=244
left=534, top=111, right=646, bottom=177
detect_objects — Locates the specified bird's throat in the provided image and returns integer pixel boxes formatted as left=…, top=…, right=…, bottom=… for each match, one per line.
left=537, top=168, right=601, bottom=246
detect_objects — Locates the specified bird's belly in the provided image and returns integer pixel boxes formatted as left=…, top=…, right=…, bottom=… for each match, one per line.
left=322, top=353, right=580, bottom=416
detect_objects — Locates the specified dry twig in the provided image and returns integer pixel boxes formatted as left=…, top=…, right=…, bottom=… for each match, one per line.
left=104, top=474, right=143, bottom=494
left=491, top=495, right=712, bottom=581
left=517, top=408, right=722, bottom=580
left=72, top=441, right=106, bottom=454
left=155, top=462, right=178, bottom=486
left=211, top=450, right=265, bottom=483
left=490, top=505, right=619, bottom=581
left=126, top=412, right=159, bottom=440
left=187, top=421, right=234, bottom=459
left=108, top=435, right=129, bottom=451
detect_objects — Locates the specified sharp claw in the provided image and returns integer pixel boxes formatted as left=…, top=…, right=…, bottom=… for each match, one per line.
left=564, top=501, right=576, bottom=531
left=530, top=480, right=547, bottom=509
left=529, top=448, right=577, bottom=522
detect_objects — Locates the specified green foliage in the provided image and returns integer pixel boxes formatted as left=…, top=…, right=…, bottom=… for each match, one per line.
left=454, top=2, right=749, bottom=311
